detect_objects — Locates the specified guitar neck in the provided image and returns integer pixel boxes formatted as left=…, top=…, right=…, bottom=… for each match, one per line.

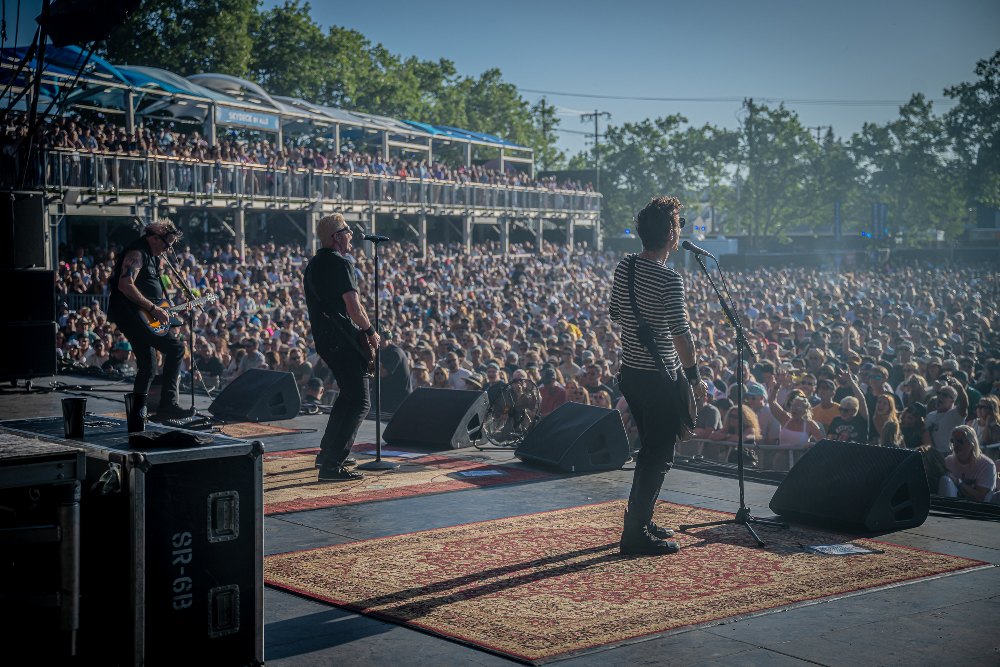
left=166, top=295, right=211, bottom=313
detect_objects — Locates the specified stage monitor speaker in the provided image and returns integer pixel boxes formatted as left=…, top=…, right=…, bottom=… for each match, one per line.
left=208, top=369, right=300, bottom=422
left=515, top=402, right=629, bottom=472
left=383, top=387, right=488, bottom=449
left=1, top=270, right=55, bottom=323
left=768, top=439, right=930, bottom=532
left=0, top=322, right=56, bottom=380
left=0, top=192, right=46, bottom=270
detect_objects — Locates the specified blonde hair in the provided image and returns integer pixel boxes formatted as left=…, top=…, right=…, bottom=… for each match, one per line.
left=951, top=424, right=980, bottom=457
left=841, top=396, right=859, bottom=412
left=729, top=404, right=760, bottom=440
left=879, top=420, right=903, bottom=448
left=316, top=214, right=347, bottom=242
left=979, top=395, right=1000, bottom=424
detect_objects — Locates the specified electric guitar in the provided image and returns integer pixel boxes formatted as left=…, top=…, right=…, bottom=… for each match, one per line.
left=138, top=292, right=218, bottom=336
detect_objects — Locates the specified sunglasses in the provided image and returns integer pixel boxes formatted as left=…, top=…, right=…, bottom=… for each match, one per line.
left=950, top=438, right=966, bottom=444
left=977, top=404, right=990, bottom=409
left=331, top=227, right=351, bottom=237
left=839, top=407, right=853, bottom=412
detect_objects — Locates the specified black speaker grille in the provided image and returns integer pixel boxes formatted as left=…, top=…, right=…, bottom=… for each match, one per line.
left=769, top=439, right=927, bottom=529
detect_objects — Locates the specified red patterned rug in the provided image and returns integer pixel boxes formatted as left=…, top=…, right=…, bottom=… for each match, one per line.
left=263, top=445, right=553, bottom=514
left=264, top=500, right=987, bottom=664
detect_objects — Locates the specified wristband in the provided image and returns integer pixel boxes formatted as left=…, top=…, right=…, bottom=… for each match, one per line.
left=684, top=365, right=700, bottom=382
left=364, top=325, right=375, bottom=337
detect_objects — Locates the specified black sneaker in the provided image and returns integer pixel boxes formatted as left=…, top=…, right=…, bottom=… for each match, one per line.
left=315, top=457, right=357, bottom=469
left=648, top=520, right=675, bottom=539
left=156, top=404, right=196, bottom=420
left=619, top=527, right=679, bottom=556
left=318, top=466, right=364, bottom=482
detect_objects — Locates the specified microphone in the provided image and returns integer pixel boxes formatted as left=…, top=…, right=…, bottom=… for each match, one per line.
left=682, top=240, right=715, bottom=258
left=361, top=234, right=390, bottom=243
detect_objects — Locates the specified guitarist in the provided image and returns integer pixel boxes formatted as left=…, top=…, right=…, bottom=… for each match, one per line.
left=304, top=214, right=380, bottom=481
left=107, top=219, right=195, bottom=420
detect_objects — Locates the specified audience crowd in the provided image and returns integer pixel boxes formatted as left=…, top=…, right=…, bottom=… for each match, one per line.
left=53, top=230, right=1000, bottom=502
left=2, top=112, right=595, bottom=193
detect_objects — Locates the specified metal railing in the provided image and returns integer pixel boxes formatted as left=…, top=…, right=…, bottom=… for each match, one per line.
left=60, top=294, right=109, bottom=313
left=36, top=150, right=601, bottom=213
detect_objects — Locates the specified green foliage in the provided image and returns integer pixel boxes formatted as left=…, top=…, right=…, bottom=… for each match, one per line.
left=945, top=49, right=1000, bottom=208
left=96, top=0, right=562, bottom=162
left=597, top=116, right=738, bottom=235
left=851, top=94, right=967, bottom=242
left=100, top=0, right=258, bottom=77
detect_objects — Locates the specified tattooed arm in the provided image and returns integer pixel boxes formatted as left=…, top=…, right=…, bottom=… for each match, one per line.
left=118, top=250, right=169, bottom=323
left=673, top=328, right=708, bottom=399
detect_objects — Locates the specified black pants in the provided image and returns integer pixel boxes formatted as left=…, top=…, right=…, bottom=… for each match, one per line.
left=619, top=365, right=681, bottom=528
left=318, top=346, right=370, bottom=469
left=115, top=316, right=185, bottom=409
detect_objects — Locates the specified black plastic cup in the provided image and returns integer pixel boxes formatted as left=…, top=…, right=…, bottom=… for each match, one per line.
left=124, top=392, right=148, bottom=433
left=61, top=397, right=87, bottom=438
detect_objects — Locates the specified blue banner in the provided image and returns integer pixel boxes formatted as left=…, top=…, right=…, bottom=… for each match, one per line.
left=215, top=105, right=280, bottom=131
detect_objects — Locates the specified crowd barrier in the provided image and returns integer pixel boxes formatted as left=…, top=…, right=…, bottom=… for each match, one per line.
left=675, top=438, right=810, bottom=471
left=34, top=150, right=599, bottom=213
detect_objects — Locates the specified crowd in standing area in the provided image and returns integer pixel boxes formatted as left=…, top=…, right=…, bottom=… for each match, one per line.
left=2, top=112, right=594, bottom=193
left=54, top=233, right=1000, bottom=502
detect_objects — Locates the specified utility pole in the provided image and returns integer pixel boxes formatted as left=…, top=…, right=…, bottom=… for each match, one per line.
left=539, top=98, right=550, bottom=171
left=580, top=109, right=611, bottom=194
left=746, top=98, right=757, bottom=249
left=808, top=125, right=833, bottom=143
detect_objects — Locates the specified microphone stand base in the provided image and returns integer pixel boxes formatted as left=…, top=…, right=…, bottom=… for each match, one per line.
left=356, top=458, right=399, bottom=471
left=679, top=506, right=790, bottom=548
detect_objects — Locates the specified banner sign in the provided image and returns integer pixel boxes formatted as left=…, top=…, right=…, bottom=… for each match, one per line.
left=215, top=105, right=280, bottom=131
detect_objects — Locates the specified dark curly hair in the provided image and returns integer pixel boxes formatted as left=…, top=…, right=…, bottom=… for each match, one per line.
left=636, top=197, right=681, bottom=250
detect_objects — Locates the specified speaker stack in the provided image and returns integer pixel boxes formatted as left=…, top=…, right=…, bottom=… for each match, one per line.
left=383, top=388, right=489, bottom=450
left=768, top=439, right=930, bottom=531
left=209, top=369, right=301, bottom=422
left=515, top=402, right=630, bottom=472
left=0, top=192, right=54, bottom=382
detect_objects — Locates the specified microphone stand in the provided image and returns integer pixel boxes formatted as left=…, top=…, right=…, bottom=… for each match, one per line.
left=160, top=250, right=203, bottom=414
left=679, top=253, right=788, bottom=547
left=356, top=236, right=398, bottom=471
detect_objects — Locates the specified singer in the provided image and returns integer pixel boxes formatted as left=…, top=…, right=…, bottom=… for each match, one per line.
left=107, top=218, right=195, bottom=419
left=610, top=197, right=708, bottom=555
left=304, top=214, right=381, bottom=481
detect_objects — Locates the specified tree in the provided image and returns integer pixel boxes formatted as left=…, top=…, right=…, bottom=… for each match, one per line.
left=99, top=0, right=258, bottom=77
left=595, top=116, right=737, bottom=235
left=851, top=94, right=966, bottom=241
left=945, top=49, right=1000, bottom=209
left=733, top=102, right=826, bottom=246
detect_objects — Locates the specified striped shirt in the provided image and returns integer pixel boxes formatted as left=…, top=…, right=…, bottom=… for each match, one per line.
left=609, top=254, right=691, bottom=372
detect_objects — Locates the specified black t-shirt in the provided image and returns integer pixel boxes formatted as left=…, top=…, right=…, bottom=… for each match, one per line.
left=108, top=236, right=163, bottom=326
left=379, top=343, right=411, bottom=412
left=585, top=382, right=616, bottom=399
left=827, top=415, right=869, bottom=443
left=304, top=248, right=359, bottom=350
left=194, top=354, right=224, bottom=376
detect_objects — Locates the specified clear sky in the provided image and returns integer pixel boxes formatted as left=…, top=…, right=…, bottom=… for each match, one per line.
left=7, top=0, right=998, bottom=157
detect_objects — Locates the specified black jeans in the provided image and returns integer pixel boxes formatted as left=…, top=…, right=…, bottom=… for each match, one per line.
left=619, top=365, right=681, bottom=528
left=318, top=346, right=370, bottom=469
left=115, top=316, right=185, bottom=408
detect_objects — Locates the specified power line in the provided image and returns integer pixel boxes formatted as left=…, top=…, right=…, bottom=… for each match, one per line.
left=518, top=88, right=957, bottom=106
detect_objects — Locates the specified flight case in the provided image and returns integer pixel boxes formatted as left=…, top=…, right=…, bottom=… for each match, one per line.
left=0, top=416, right=264, bottom=667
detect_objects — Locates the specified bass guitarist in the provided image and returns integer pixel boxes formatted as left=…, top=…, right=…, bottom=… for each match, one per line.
left=304, top=214, right=380, bottom=481
left=107, top=218, right=195, bottom=420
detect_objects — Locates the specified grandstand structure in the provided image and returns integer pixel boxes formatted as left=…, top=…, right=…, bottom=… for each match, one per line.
left=1, top=46, right=600, bottom=266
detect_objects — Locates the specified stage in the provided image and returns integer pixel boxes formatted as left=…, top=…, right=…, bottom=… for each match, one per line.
left=2, top=377, right=998, bottom=666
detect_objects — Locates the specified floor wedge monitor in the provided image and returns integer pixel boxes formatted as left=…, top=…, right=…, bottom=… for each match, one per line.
left=209, top=369, right=301, bottom=422
left=515, top=402, right=629, bottom=472
left=383, top=387, right=488, bottom=450
left=768, top=439, right=930, bottom=532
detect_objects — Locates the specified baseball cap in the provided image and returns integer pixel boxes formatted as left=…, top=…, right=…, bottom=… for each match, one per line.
left=115, top=341, right=132, bottom=351
left=746, top=384, right=767, bottom=397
